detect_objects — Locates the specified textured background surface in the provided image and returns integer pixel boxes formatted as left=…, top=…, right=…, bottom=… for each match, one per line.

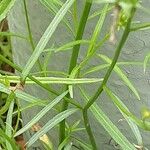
left=8, top=0, right=150, bottom=149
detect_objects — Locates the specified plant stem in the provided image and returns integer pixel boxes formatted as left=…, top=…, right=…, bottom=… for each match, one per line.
left=23, top=0, right=43, bottom=72
left=69, top=1, right=92, bottom=73
left=83, top=109, right=97, bottom=149
left=82, top=8, right=136, bottom=150
left=59, top=0, right=93, bottom=146
left=72, top=0, right=78, bottom=33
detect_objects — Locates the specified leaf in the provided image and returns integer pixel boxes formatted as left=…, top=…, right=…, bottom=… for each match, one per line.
left=31, top=70, right=68, bottom=77
left=0, top=83, right=47, bottom=105
left=0, top=91, right=15, bottom=115
left=22, top=0, right=75, bottom=80
left=0, top=75, right=103, bottom=84
left=14, top=91, right=68, bottom=137
left=58, top=136, right=70, bottom=150
left=98, top=54, right=140, bottom=100
left=5, top=94, right=15, bottom=150
left=43, top=40, right=91, bottom=53
left=0, top=129, right=19, bottom=150
left=0, top=31, right=27, bottom=40
left=79, top=87, right=136, bottom=150
left=39, top=0, right=74, bottom=35
left=83, top=64, right=109, bottom=76
left=68, top=85, right=73, bottom=98
left=27, top=108, right=78, bottom=147
left=92, top=107, right=136, bottom=150
left=87, top=3, right=108, bottom=56
left=72, top=136, right=92, bottom=150
left=103, top=86, right=150, bottom=131
left=104, top=86, right=143, bottom=146
left=12, top=101, right=47, bottom=116
left=88, top=6, right=113, bottom=20
left=83, top=61, right=143, bottom=76
left=0, top=0, right=17, bottom=22
left=54, top=40, right=90, bottom=53
left=144, top=52, right=150, bottom=73
left=130, top=22, right=150, bottom=32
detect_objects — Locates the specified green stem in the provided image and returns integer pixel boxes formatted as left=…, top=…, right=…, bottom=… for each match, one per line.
left=23, top=0, right=43, bottom=72
left=69, top=1, right=92, bottom=73
left=83, top=109, right=97, bottom=149
left=72, top=0, right=78, bottom=33
left=59, top=0, right=93, bottom=146
left=82, top=8, right=136, bottom=150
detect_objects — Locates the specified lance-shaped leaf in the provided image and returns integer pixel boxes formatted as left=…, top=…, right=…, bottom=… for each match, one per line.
left=0, top=75, right=103, bottom=84
left=104, top=86, right=143, bottom=146
left=27, top=108, right=78, bottom=147
left=14, top=91, right=68, bottom=137
left=22, top=0, right=75, bottom=80
left=79, top=87, right=136, bottom=150
left=98, top=54, right=140, bottom=100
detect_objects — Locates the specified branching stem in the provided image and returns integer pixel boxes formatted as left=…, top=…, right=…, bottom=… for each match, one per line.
left=82, top=7, right=136, bottom=150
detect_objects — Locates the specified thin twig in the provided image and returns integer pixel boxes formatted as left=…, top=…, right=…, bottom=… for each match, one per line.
left=59, top=0, right=93, bottom=146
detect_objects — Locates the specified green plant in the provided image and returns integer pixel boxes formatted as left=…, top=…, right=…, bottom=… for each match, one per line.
left=0, top=0, right=150, bottom=149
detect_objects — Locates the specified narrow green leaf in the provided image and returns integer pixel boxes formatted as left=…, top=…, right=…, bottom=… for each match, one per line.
left=0, top=0, right=16, bottom=22
left=91, top=104, right=136, bottom=149
left=0, top=91, right=15, bottom=115
left=31, top=70, right=68, bottom=77
left=103, top=86, right=150, bottom=131
left=87, top=4, right=108, bottom=55
left=104, top=86, right=143, bottom=146
left=14, top=91, right=68, bottom=137
left=54, top=40, right=90, bottom=52
left=27, top=108, right=78, bottom=147
left=88, top=6, right=113, bottom=20
left=22, top=0, right=75, bottom=80
left=98, top=54, right=140, bottom=100
left=0, top=129, right=18, bottom=150
left=0, top=75, right=103, bottom=84
left=12, top=101, right=48, bottom=116
left=72, top=136, right=92, bottom=150
left=68, top=85, right=73, bottom=98
left=0, top=83, right=47, bottom=105
left=5, top=94, right=15, bottom=150
left=83, top=61, right=143, bottom=76
left=130, top=22, right=150, bottom=31
left=39, top=0, right=74, bottom=36
left=43, top=40, right=90, bottom=53
left=79, top=87, right=136, bottom=150
left=144, top=52, right=150, bottom=73
left=0, top=31, right=28, bottom=40
left=83, top=64, right=109, bottom=76
left=58, top=136, right=70, bottom=150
